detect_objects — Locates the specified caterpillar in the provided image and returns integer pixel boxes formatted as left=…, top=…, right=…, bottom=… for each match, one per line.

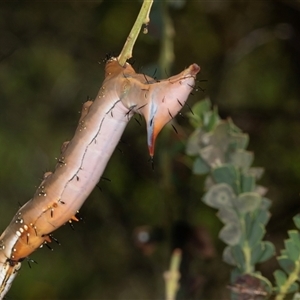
left=0, top=57, right=200, bottom=298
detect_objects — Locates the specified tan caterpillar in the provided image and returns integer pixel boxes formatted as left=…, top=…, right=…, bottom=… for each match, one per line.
left=0, top=57, right=200, bottom=298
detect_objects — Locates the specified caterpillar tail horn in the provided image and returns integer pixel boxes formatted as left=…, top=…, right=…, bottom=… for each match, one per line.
left=144, top=63, right=200, bottom=157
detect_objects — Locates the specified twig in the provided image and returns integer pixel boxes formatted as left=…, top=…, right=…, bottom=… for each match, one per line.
left=117, top=0, right=153, bottom=66
left=164, top=248, right=182, bottom=300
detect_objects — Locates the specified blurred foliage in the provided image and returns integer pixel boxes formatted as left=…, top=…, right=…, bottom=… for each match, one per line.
left=186, top=99, right=276, bottom=299
left=0, top=0, right=300, bottom=299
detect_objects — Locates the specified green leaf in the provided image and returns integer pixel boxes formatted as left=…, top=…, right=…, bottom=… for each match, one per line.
left=200, top=145, right=224, bottom=166
left=231, top=245, right=245, bottom=270
left=219, top=223, right=241, bottom=246
left=274, top=269, right=287, bottom=287
left=251, top=241, right=275, bottom=264
left=223, top=246, right=236, bottom=266
left=233, top=192, right=262, bottom=214
left=255, top=209, right=271, bottom=226
left=285, top=239, right=300, bottom=261
left=205, top=106, right=220, bottom=131
left=247, top=222, right=265, bottom=248
left=293, top=214, right=300, bottom=230
left=288, top=230, right=300, bottom=251
left=217, top=207, right=239, bottom=224
left=192, top=98, right=211, bottom=115
left=210, top=122, right=230, bottom=150
left=229, top=132, right=249, bottom=150
left=202, top=183, right=236, bottom=209
left=228, top=118, right=243, bottom=134
left=188, top=98, right=212, bottom=128
left=185, top=128, right=202, bottom=156
left=212, top=164, right=240, bottom=193
left=278, top=256, right=296, bottom=274
left=192, top=157, right=210, bottom=175
left=229, top=150, right=253, bottom=170
left=258, top=241, right=275, bottom=263
left=241, top=173, right=255, bottom=193
left=288, top=282, right=299, bottom=294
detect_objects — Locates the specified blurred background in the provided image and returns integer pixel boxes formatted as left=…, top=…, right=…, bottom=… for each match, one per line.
left=0, top=0, right=300, bottom=299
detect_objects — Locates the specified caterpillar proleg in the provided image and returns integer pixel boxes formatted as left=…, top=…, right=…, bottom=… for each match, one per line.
left=0, top=57, right=200, bottom=298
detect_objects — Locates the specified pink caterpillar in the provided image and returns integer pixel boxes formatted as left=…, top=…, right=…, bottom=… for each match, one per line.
left=0, top=57, right=200, bottom=298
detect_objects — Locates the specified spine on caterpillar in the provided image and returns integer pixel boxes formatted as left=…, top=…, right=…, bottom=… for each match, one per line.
left=0, top=57, right=200, bottom=298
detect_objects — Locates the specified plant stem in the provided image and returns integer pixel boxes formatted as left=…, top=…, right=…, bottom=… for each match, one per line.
left=118, top=0, right=153, bottom=66
left=275, top=261, right=300, bottom=300
left=164, top=249, right=182, bottom=300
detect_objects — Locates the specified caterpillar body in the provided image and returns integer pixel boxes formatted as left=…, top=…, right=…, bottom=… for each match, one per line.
left=0, top=57, right=200, bottom=298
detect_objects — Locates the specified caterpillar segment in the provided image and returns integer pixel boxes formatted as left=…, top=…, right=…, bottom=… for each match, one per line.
left=0, top=57, right=199, bottom=299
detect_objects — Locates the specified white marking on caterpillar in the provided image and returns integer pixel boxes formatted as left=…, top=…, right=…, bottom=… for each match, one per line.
left=0, top=57, right=200, bottom=298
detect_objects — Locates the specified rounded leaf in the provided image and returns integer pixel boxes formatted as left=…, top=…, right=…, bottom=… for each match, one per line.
left=217, top=207, right=239, bottom=225
left=222, top=246, right=237, bottom=266
left=203, top=183, right=236, bottom=209
left=233, top=192, right=262, bottom=214
left=219, top=223, right=241, bottom=246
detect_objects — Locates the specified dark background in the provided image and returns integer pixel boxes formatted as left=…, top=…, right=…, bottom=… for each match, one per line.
left=0, top=0, right=300, bottom=299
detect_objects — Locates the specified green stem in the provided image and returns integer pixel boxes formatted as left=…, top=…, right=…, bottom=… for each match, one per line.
left=243, top=241, right=253, bottom=273
left=275, top=261, right=300, bottom=300
left=118, top=0, right=153, bottom=66
left=240, top=217, right=253, bottom=273
left=164, top=249, right=182, bottom=300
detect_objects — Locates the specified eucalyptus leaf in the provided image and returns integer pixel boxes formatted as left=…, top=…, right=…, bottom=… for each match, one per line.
left=251, top=241, right=275, bottom=264
left=288, top=282, right=299, bottom=294
left=212, top=164, right=240, bottom=193
left=255, top=209, right=271, bottom=226
left=223, top=246, right=237, bottom=266
left=229, top=150, right=254, bottom=170
left=217, top=207, right=239, bottom=224
left=274, top=269, right=287, bottom=287
left=285, top=239, right=300, bottom=261
left=210, top=122, right=230, bottom=151
left=231, top=245, right=245, bottom=270
left=278, top=256, right=296, bottom=274
left=200, top=145, right=224, bottom=166
left=228, top=118, right=243, bottom=134
left=229, top=132, right=249, bottom=150
left=192, top=157, right=210, bottom=175
left=258, top=241, right=275, bottom=263
left=288, top=230, right=300, bottom=251
left=219, top=223, right=241, bottom=246
left=186, top=128, right=202, bottom=156
left=202, top=183, right=236, bottom=209
left=233, top=192, right=262, bottom=214
left=247, top=222, right=265, bottom=248
left=191, top=98, right=211, bottom=116
left=188, top=99, right=212, bottom=128
left=241, top=173, right=255, bottom=193
left=206, top=106, right=220, bottom=131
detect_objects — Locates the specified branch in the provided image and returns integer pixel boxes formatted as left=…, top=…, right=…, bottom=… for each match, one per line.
left=117, top=0, right=153, bottom=66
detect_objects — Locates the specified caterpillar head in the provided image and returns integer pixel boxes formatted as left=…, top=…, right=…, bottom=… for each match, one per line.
left=105, top=58, right=200, bottom=157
